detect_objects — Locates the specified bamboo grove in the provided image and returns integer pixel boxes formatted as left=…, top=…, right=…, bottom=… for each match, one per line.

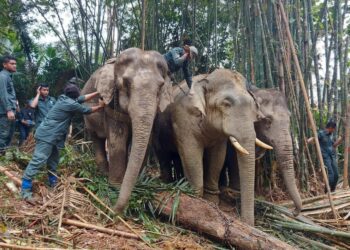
left=1, top=0, right=350, bottom=192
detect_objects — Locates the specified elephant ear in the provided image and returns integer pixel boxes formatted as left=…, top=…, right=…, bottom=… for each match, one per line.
left=189, top=78, right=208, bottom=116
left=95, top=58, right=117, bottom=104
left=158, top=76, right=173, bottom=112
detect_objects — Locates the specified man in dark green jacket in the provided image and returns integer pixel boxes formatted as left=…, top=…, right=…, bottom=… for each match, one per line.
left=0, top=55, right=17, bottom=153
left=21, top=84, right=105, bottom=200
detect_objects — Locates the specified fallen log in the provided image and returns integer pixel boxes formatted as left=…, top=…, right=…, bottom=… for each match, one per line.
left=154, top=193, right=295, bottom=250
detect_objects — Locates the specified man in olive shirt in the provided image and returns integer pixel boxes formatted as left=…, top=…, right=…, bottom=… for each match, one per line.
left=30, top=83, right=56, bottom=128
left=21, top=84, right=105, bottom=200
left=0, top=55, right=17, bottom=153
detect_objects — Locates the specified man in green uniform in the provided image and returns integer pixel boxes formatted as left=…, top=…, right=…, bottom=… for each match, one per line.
left=0, top=55, right=17, bottom=154
left=29, top=83, right=56, bottom=128
left=21, top=84, right=105, bottom=200
left=308, top=121, right=343, bottom=192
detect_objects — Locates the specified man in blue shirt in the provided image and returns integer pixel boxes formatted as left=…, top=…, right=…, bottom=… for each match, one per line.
left=163, top=45, right=198, bottom=88
left=0, top=55, right=17, bottom=153
left=308, top=121, right=343, bottom=192
left=18, top=100, right=35, bottom=146
left=21, top=84, right=105, bottom=201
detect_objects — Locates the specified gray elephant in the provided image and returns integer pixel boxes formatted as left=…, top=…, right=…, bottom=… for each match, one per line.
left=154, top=69, right=272, bottom=226
left=82, top=48, right=172, bottom=213
left=222, top=87, right=302, bottom=215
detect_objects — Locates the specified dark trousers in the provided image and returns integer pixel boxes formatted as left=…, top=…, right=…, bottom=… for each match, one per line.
left=323, top=153, right=338, bottom=192
left=23, top=139, right=59, bottom=181
left=19, top=124, right=31, bottom=145
left=0, top=115, right=15, bottom=152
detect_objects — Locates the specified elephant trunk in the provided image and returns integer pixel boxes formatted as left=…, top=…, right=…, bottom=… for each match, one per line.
left=114, top=97, right=157, bottom=213
left=236, top=135, right=256, bottom=226
left=274, top=131, right=302, bottom=215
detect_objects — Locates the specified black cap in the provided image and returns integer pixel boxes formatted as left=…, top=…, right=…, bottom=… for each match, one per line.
left=64, top=84, right=80, bottom=99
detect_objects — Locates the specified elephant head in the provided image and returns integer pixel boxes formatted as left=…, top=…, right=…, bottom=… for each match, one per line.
left=189, top=70, right=263, bottom=225
left=95, top=48, right=171, bottom=213
left=252, top=87, right=302, bottom=215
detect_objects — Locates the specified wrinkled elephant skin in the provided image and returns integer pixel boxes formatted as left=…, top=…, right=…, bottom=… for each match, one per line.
left=154, top=69, right=258, bottom=225
left=223, top=87, right=302, bottom=216
left=82, top=48, right=172, bottom=213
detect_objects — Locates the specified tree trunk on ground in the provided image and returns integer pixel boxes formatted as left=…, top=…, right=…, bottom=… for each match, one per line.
left=154, top=193, right=295, bottom=250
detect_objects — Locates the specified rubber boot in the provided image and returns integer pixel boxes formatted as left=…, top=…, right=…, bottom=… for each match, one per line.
left=21, top=178, right=33, bottom=200
left=48, top=173, right=58, bottom=188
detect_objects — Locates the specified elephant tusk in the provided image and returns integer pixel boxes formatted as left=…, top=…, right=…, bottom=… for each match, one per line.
left=229, top=137, right=249, bottom=155
left=255, top=138, right=273, bottom=150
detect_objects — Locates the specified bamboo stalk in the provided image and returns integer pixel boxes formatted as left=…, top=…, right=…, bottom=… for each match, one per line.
left=343, top=102, right=350, bottom=188
left=141, top=0, right=147, bottom=50
left=57, top=186, right=67, bottom=235
left=117, top=216, right=152, bottom=248
left=81, top=185, right=115, bottom=215
left=277, top=0, right=338, bottom=220
left=291, top=234, right=337, bottom=250
left=0, top=243, right=63, bottom=250
left=62, top=219, right=139, bottom=240
left=0, top=166, right=22, bottom=187
left=276, top=220, right=350, bottom=239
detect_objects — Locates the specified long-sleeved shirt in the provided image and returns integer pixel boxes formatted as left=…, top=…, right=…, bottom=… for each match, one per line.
left=163, top=47, right=192, bottom=87
left=318, top=130, right=336, bottom=156
left=30, top=95, right=56, bottom=128
left=35, top=95, right=92, bottom=145
left=0, top=69, right=16, bottom=115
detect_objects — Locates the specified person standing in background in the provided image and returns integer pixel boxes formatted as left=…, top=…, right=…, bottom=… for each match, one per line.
left=19, top=100, right=35, bottom=146
left=0, top=55, right=17, bottom=154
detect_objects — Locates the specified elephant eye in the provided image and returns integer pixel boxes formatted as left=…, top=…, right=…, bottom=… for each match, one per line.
left=221, top=99, right=233, bottom=108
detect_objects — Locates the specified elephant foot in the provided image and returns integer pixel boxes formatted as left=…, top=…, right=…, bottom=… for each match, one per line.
left=97, top=165, right=109, bottom=177
left=219, top=187, right=240, bottom=204
left=204, top=188, right=220, bottom=205
left=292, top=208, right=301, bottom=217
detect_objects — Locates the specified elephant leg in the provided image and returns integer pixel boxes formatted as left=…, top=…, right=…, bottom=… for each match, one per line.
left=91, top=133, right=108, bottom=176
left=203, top=142, right=227, bottom=204
left=177, top=138, right=204, bottom=196
left=107, top=121, right=130, bottom=187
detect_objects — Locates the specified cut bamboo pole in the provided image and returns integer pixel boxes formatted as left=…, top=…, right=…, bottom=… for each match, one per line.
left=0, top=166, right=22, bottom=187
left=62, top=219, right=139, bottom=240
left=277, top=0, right=338, bottom=220
left=343, top=101, right=350, bottom=188
left=275, top=221, right=350, bottom=239
left=0, top=243, right=63, bottom=250
left=57, top=186, right=67, bottom=235
left=141, top=0, right=147, bottom=50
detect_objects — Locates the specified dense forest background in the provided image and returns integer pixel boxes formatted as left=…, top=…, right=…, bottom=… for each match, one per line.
left=1, top=0, right=349, bottom=191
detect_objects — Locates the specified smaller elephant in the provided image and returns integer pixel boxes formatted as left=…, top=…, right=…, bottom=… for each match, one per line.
left=154, top=69, right=272, bottom=226
left=222, top=87, right=302, bottom=216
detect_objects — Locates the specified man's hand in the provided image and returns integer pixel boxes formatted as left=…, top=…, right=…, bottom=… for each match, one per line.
left=98, top=98, right=106, bottom=108
left=36, top=86, right=41, bottom=96
left=7, top=111, right=15, bottom=121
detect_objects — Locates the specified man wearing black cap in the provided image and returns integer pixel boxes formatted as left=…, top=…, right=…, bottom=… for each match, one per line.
left=21, top=84, right=105, bottom=201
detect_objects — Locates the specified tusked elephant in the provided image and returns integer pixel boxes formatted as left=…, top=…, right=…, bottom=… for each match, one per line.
left=82, top=48, right=172, bottom=213
left=153, top=69, right=272, bottom=225
left=222, top=87, right=302, bottom=216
